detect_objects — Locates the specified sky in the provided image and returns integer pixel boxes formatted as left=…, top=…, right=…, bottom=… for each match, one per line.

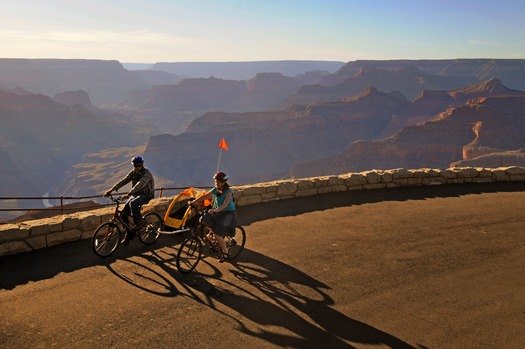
left=1, top=0, right=525, bottom=63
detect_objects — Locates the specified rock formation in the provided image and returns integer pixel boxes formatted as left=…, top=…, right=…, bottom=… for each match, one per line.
left=290, top=94, right=525, bottom=177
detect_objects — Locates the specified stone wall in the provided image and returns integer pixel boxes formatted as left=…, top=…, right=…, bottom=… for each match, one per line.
left=1, top=166, right=525, bottom=257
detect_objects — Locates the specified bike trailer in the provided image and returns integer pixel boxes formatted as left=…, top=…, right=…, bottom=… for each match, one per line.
left=163, top=187, right=211, bottom=231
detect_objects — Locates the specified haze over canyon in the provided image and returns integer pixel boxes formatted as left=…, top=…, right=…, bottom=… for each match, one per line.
left=2, top=58, right=525, bottom=220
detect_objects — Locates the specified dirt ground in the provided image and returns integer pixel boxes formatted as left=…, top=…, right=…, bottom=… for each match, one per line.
left=1, top=182, right=525, bottom=349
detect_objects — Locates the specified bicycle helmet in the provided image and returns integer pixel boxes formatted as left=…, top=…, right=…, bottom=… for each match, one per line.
left=213, top=171, right=228, bottom=181
left=131, top=156, right=144, bottom=164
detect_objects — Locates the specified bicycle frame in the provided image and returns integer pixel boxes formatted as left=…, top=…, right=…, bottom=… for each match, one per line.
left=175, top=205, right=246, bottom=273
left=193, top=215, right=222, bottom=257
left=108, top=196, right=134, bottom=232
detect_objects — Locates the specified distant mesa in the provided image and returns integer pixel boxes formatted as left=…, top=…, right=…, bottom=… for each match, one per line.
left=4, top=58, right=525, bottom=223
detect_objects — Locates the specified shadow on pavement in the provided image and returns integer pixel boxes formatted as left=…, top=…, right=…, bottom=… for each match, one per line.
left=0, top=232, right=188, bottom=290
left=100, top=246, right=420, bottom=348
left=181, top=249, right=419, bottom=348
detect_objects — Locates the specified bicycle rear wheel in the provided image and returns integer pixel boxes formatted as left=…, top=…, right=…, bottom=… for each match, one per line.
left=176, top=236, right=203, bottom=274
left=139, top=212, right=163, bottom=245
left=226, top=226, right=246, bottom=259
left=92, top=222, right=121, bottom=257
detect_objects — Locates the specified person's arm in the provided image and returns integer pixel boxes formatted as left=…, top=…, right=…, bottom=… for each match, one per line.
left=189, top=191, right=213, bottom=206
left=104, top=170, right=133, bottom=197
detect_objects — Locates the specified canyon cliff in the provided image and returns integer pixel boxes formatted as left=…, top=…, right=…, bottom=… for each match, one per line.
left=290, top=81, right=525, bottom=177
left=5, top=59, right=525, bottom=217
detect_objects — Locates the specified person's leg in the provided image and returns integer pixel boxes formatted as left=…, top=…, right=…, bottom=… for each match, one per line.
left=213, top=212, right=234, bottom=259
left=130, top=195, right=150, bottom=226
left=121, top=200, right=132, bottom=225
left=121, top=199, right=135, bottom=244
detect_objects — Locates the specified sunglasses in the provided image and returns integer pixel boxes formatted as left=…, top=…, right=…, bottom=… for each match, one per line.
left=134, top=164, right=143, bottom=167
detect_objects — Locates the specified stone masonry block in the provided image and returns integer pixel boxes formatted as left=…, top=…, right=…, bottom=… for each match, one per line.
left=380, top=172, right=393, bottom=183
left=277, top=182, right=297, bottom=197
left=392, top=178, right=409, bottom=186
left=25, top=235, right=47, bottom=250
left=332, top=184, right=348, bottom=192
left=422, top=177, right=446, bottom=185
left=47, top=229, right=83, bottom=247
left=344, top=174, right=366, bottom=187
left=78, top=214, right=102, bottom=231
left=505, top=166, right=525, bottom=175
left=240, top=186, right=268, bottom=196
left=363, top=171, right=381, bottom=184
left=363, top=183, right=387, bottom=190
left=477, top=169, right=492, bottom=177
left=492, top=170, right=510, bottom=182
left=296, top=188, right=319, bottom=197
left=30, top=221, right=63, bottom=237
left=236, top=195, right=263, bottom=206
left=62, top=216, right=81, bottom=230
left=0, top=224, right=30, bottom=243
left=440, top=169, right=457, bottom=179
left=424, top=169, right=442, bottom=177
left=327, top=176, right=345, bottom=186
left=261, top=191, right=278, bottom=200
left=412, top=170, right=431, bottom=178
left=392, top=169, right=414, bottom=179
left=456, top=168, right=479, bottom=178
left=311, top=178, right=328, bottom=188
left=509, top=174, right=525, bottom=182
left=446, top=178, right=464, bottom=184
left=0, top=240, right=32, bottom=257
left=297, top=180, right=315, bottom=190
left=407, top=178, right=423, bottom=186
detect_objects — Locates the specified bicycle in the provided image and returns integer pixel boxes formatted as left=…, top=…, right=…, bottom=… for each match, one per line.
left=176, top=204, right=246, bottom=274
left=92, top=195, right=163, bottom=257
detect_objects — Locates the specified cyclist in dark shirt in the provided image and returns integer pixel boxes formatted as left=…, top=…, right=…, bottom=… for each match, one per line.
left=104, top=156, right=154, bottom=244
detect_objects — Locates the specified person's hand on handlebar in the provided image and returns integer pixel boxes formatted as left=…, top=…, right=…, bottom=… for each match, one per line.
left=104, top=190, right=112, bottom=198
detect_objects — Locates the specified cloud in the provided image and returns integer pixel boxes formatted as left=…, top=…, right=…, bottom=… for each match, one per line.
left=1, top=29, right=189, bottom=45
left=0, top=29, right=196, bottom=61
left=467, top=39, right=503, bottom=47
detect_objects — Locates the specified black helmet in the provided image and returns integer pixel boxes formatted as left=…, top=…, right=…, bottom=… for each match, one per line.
left=213, top=171, right=228, bottom=181
left=131, top=156, right=144, bottom=164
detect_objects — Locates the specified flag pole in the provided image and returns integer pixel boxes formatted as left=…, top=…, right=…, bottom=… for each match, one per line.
left=216, top=148, right=223, bottom=173
left=217, top=137, right=228, bottom=173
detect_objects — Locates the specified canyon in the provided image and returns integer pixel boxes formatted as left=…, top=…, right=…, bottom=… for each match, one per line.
left=2, top=58, right=525, bottom=222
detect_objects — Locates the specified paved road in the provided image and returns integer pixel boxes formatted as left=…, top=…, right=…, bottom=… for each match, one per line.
left=1, top=182, right=525, bottom=349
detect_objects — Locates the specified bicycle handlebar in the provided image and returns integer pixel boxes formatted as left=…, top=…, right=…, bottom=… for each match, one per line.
left=104, top=194, right=125, bottom=204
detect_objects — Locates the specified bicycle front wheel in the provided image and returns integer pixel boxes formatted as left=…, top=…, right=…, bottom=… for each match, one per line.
left=139, top=212, right=163, bottom=245
left=176, top=236, right=203, bottom=274
left=226, top=226, right=246, bottom=259
left=92, top=222, right=121, bottom=257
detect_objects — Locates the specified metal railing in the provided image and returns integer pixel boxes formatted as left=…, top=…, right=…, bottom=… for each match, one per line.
left=0, top=186, right=212, bottom=223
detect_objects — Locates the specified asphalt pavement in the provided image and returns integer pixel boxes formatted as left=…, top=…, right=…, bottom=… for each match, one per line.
left=1, top=182, right=525, bottom=349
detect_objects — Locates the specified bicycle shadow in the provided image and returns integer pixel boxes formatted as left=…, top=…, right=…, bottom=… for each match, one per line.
left=0, top=231, right=186, bottom=290
left=108, top=247, right=419, bottom=349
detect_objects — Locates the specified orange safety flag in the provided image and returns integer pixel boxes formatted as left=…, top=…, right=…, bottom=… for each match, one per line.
left=219, top=138, right=228, bottom=150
